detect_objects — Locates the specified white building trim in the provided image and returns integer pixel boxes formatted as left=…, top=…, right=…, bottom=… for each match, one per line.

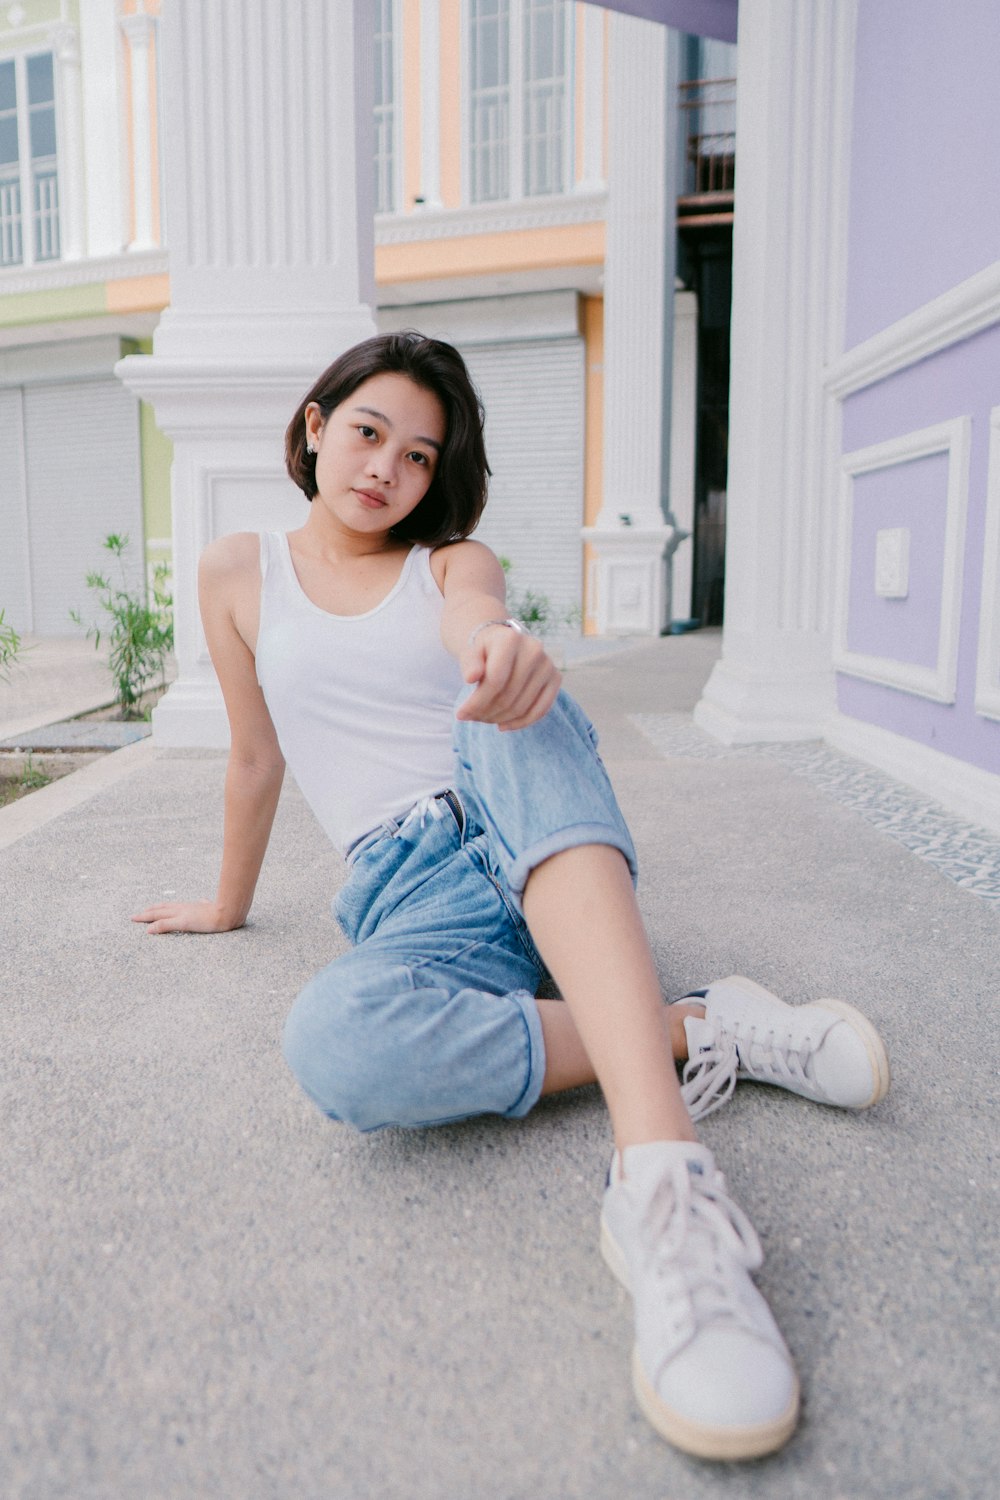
left=833, top=418, right=971, bottom=704
left=376, top=188, right=607, bottom=242
left=827, top=258, right=1000, bottom=398
left=79, top=0, right=127, bottom=259
left=582, top=9, right=678, bottom=635
left=120, top=11, right=157, bottom=252
left=975, top=407, right=1000, bottom=721
left=826, top=711, right=1000, bottom=838
left=575, top=1, right=605, bottom=193
left=668, top=287, right=697, bottom=622
left=49, top=23, right=85, bottom=261
left=416, top=0, right=442, bottom=210
left=0, top=245, right=167, bottom=294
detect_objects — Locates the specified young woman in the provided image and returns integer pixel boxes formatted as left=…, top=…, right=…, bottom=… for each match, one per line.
left=133, top=332, right=889, bottom=1462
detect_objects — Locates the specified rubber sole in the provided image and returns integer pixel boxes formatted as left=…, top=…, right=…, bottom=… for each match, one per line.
left=600, top=1215, right=800, bottom=1461
left=633, top=1348, right=800, bottom=1461
left=816, top=996, right=891, bottom=1107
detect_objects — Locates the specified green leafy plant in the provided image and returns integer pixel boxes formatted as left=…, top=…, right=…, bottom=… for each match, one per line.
left=0, top=607, right=22, bottom=681
left=19, top=754, right=50, bottom=792
left=498, top=557, right=580, bottom=638
left=71, top=534, right=174, bottom=719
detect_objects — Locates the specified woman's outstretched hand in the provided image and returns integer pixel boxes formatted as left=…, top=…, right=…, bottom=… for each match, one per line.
left=131, top=900, right=242, bottom=936
left=456, top=626, right=561, bottom=732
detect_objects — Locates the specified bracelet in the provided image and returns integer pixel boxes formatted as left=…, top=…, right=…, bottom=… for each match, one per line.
left=467, top=617, right=528, bottom=647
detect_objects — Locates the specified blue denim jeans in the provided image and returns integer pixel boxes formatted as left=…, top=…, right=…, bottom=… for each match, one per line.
left=281, top=689, right=637, bottom=1131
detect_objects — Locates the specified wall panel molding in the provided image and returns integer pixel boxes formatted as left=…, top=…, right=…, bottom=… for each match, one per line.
left=833, top=417, right=971, bottom=702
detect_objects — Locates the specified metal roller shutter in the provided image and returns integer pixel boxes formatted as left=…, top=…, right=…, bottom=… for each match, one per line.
left=461, top=336, right=585, bottom=632
left=0, top=387, right=31, bottom=632
left=21, top=378, right=144, bottom=636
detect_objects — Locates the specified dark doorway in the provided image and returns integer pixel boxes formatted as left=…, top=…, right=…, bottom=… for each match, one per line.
left=678, top=225, right=732, bottom=626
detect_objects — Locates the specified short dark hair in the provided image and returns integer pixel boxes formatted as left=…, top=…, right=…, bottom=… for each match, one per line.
left=285, top=331, right=490, bottom=546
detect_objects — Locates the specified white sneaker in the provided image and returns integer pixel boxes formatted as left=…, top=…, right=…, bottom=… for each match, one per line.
left=678, top=975, right=891, bottom=1122
left=601, top=1140, right=799, bottom=1461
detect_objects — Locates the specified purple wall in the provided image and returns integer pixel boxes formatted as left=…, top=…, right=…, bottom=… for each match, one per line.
left=845, top=0, right=1000, bottom=347
left=838, top=0, right=1000, bottom=778
left=839, top=323, right=1000, bottom=776
left=846, top=452, right=948, bottom=670
left=593, top=0, right=737, bottom=43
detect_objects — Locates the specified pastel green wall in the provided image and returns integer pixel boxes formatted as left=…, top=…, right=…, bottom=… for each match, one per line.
left=0, top=284, right=105, bottom=327
left=126, top=339, right=174, bottom=568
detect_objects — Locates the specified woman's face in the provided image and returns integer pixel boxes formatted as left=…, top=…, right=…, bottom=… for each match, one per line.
left=304, top=372, right=446, bottom=538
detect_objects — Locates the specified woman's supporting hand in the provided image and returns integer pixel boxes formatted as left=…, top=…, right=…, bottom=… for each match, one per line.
left=456, top=624, right=561, bottom=731
left=131, top=900, right=243, bottom=936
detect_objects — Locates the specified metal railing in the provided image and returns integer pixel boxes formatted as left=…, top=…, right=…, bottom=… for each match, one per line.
left=678, top=76, right=736, bottom=210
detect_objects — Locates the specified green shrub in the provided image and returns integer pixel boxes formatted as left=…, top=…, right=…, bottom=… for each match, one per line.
left=71, top=533, right=174, bottom=719
left=0, top=608, right=21, bottom=681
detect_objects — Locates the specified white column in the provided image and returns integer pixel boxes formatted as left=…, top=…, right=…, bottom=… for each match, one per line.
left=117, top=0, right=376, bottom=748
left=50, top=23, right=86, bottom=262
left=417, top=0, right=443, bottom=210
left=79, top=0, right=126, bottom=258
left=668, top=287, right=698, bottom=623
left=582, top=11, right=679, bottom=636
left=694, top=0, right=858, bottom=741
left=120, top=12, right=157, bottom=252
left=574, top=1, right=606, bottom=194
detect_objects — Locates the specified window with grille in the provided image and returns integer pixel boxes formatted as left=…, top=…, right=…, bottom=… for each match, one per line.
left=466, top=0, right=572, bottom=204
left=373, top=0, right=398, bottom=214
left=0, top=50, right=60, bottom=268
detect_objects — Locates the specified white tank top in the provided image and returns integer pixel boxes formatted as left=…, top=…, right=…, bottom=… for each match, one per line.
left=255, top=531, right=465, bottom=855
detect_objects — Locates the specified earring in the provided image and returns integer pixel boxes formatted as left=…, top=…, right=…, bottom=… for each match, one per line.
left=306, top=441, right=316, bottom=455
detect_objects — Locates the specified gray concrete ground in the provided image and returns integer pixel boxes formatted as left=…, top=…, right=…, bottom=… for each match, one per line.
left=1, top=632, right=997, bottom=1500
left=0, top=636, right=116, bottom=743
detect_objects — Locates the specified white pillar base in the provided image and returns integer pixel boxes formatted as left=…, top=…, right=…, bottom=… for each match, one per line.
left=694, top=630, right=835, bottom=742
left=582, top=526, right=673, bottom=636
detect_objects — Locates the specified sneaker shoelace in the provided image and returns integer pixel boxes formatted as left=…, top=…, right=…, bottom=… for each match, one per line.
left=681, top=1020, right=823, bottom=1121
left=640, top=1159, right=765, bottom=1363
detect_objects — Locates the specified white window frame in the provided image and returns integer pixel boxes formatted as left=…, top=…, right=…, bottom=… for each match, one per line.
left=463, top=0, right=574, bottom=206
left=0, top=47, right=61, bottom=270
left=373, top=0, right=403, bottom=216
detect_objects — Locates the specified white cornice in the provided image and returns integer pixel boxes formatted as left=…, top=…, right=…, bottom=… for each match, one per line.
left=375, top=190, right=608, bottom=245
left=0, top=249, right=168, bottom=296
left=826, top=259, right=1000, bottom=397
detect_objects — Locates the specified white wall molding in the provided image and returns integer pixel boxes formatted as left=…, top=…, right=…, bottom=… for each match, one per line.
left=833, top=417, right=971, bottom=703
left=0, top=247, right=168, bottom=296
left=668, top=288, right=697, bottom=621
left=827, top=259, right=1000, bottom=398
left=376, top=189, right=607, bottom=243
left=826, top=711, right=1000, bottom=837
left=975, top=406, right=1000, bottom=720
left=120, top=11, right=158, bottom=252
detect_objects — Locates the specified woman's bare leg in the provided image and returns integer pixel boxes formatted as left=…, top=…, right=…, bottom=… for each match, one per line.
left=524, top=844, right=701, bottom=1148
left=537, top=998, right=702, bottom=1095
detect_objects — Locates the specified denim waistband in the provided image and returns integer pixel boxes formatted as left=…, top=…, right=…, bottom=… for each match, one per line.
left=344, top=789, right=465, bottom=866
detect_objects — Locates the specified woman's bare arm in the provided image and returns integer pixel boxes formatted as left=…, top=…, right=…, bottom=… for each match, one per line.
left=437, top=540, right=561, bottom=732
left=132, top=536, right=286, bottom=935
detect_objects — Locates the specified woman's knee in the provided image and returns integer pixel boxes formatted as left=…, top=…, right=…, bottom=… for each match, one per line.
left=281, top=959, right=421, bottom=1132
